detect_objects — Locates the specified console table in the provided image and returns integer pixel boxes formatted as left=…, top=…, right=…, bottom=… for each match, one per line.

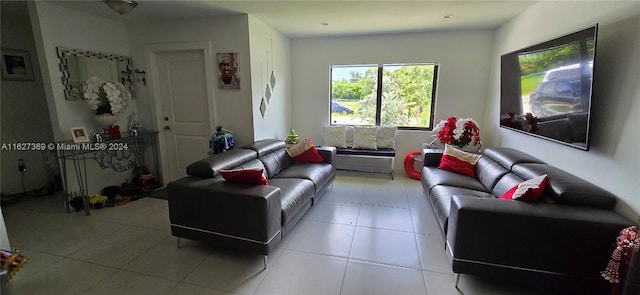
left=57, top=131, right=160, bottom=215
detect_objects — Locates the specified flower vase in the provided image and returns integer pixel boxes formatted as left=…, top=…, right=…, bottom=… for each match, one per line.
left=95, top=113, right=117, bottom=131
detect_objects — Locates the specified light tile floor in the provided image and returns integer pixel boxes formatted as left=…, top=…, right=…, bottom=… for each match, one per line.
left=2, top=175, right=552, bottom=295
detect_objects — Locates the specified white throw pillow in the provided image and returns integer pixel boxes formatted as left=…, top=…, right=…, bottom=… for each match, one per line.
left=345, top=125, right=354, bottom=148
left=376, top=126, right=397, bottom=149
left=353, top=126, right=378, bottom=150
left=323, top=126, right=347, bottom=148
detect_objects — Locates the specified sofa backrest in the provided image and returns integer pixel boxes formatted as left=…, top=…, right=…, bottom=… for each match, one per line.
left=491, top=173, right=525, bottom=197
left=242, top=139, right=291, bottom=178
left=475, top=156, right=509, bottom=192
left=242, top=139, right=287, bottom=157
left=259, top=149, right=292, bottom=178
left=483, top=147, right=545, bottom=170
left=233, top=158, right=268, bottom=174
left=482, top=147, right=617, bottom=209
left=186, top=148, right=257, bottom=178
left=512, top=163, right=617, bottom=209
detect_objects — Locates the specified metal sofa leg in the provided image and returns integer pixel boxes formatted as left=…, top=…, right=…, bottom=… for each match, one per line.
left=263, top=255, right=268, bottom=270
left=454, top=273, right=461, bottom=289
left=176, top=237, right=181, bottom=248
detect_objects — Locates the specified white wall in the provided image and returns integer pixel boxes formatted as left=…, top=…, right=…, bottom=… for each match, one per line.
left=248, top=16, right=292, bottom=141
left=484, top=1, right=640, bottom=220
left=290, top=30, right=494, bottom=168
left=29, top=2, right=137, bottom=195
left=29, top=1, right=133, bottom=140
left=127, top=15, right=255, bottom=146
left=1, top=1, right=54, bottom=195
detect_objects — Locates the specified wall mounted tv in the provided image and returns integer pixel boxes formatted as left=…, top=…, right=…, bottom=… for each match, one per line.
left=500, top=24, right=598, bottom=150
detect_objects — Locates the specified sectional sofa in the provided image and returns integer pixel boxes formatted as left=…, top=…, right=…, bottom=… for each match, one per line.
left=421, top=147, right=633, bottom=293
left=167, top=139, right=336, bottom=267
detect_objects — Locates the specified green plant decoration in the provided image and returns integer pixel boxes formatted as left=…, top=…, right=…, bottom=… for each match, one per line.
left=286, top=128, right=299, bottom=144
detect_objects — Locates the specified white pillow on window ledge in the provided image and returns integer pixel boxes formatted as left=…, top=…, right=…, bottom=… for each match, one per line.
left=376, top=126, right=397, bottom=149
left=345, top=125, right=354, bottom=148
left=323, top=126, right=347, bottom=148
left=353, top=126, right=378, bottom=150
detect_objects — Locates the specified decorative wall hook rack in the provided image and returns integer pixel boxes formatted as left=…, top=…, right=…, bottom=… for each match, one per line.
left=134, top=69, right=146, bottom=86
left=120, top=69, right=132, bottom=84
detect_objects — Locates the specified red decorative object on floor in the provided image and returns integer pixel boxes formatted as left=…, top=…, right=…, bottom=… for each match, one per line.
left=404, top=151, right=422, bottom=180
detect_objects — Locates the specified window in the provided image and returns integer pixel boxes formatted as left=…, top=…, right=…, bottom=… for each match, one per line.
left=330, top=63, right=438, bottom=129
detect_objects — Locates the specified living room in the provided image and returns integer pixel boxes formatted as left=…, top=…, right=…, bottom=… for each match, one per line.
left=1, top=1, right=639, bottom=294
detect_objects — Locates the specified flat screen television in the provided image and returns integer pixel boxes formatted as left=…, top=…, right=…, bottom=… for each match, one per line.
left=499, top=25, right=598, bottom=150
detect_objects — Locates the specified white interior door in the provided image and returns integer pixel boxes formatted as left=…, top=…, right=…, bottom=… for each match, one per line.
left=157, top=50, right=211, bottom=182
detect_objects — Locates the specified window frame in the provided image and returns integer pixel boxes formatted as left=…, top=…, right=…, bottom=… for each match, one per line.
left=329, top=63, right=439, bottom=130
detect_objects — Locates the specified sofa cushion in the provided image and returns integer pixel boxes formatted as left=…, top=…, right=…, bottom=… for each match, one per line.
left=422, top=166, right=487, bottom=193
left=259, top=149, right=292, bottom=178
left=220, top=168, right=269, bottom=185
left=499, top=174, right=548, bottom=202
left=428, top=185, right=495, bottom=234
left=476, top=156, right=509, bottom=192
left=491, top=173, right=525, bottom=197
left=511, top=163, right=617, bottom=209
left=335, top=148, right=395, bottom=157
left=438, top=144, right=481, bottom=177
left=272, top=163, right=335, bottom=193
left=267, top=178, right=315, bottom=227
left=187, top=149, right=257, bottom=178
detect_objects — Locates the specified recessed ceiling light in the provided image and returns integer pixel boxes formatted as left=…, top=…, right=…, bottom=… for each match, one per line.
left=443, top=14, right=454, bottom=19
left=321, top=22, right=329, bottom=26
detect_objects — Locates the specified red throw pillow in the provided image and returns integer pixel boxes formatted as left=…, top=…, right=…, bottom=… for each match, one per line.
left=438, top=144, right=482, bottom=177
left=220, top=168, right=268, bottom=185
left=293, top=146, right=324, bottom=163
left=500, top=174, right=548, bottom=202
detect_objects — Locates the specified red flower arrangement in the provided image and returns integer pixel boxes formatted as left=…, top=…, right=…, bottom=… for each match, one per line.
left=432, top=117, right=481, bottom=148
left=500, top=112, right=539, bottom=133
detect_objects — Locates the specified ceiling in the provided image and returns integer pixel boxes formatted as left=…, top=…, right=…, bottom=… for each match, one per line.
left=51, top=0, right=539, bottom=38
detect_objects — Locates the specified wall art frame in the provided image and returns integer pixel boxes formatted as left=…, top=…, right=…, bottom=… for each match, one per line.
left=1, top=48, right=34, bottom=81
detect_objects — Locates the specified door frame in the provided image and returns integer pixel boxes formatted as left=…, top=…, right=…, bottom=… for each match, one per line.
left=145, top=41, right=217, bottom=184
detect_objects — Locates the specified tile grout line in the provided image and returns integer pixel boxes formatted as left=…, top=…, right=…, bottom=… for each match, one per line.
left=338, top=188, right=363, bottom=295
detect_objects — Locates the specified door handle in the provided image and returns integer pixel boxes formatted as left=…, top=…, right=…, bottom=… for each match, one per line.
left=164, top=126, right=171, bottom=131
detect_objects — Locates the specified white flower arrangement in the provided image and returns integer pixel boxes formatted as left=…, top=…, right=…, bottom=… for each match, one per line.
left=83, top=76, right=131, bottom=115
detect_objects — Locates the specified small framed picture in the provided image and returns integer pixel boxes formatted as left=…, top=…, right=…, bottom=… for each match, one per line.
left=217, top=52, right=240, bottom=89
left=1, top=48, right=34, bottom=81
left=70, top=127, right=90, bottom=143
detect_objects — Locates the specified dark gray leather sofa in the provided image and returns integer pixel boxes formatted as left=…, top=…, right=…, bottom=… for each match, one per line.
left=421, top=147, right=633, bottom=293
left=167, top=139, right=336, bottom=262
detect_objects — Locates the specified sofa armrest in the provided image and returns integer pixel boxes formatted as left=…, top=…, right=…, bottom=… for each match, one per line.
left=167, top=177, right=282, bottom=244
left=447, top=195, right=632, bottom=278
left=423, top=149, right=443, bottom=167
left=316, top=145, right=337, bottom=166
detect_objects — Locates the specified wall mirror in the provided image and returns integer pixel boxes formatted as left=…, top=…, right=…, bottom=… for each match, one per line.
left=56, top=47, right=134, bottom=101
